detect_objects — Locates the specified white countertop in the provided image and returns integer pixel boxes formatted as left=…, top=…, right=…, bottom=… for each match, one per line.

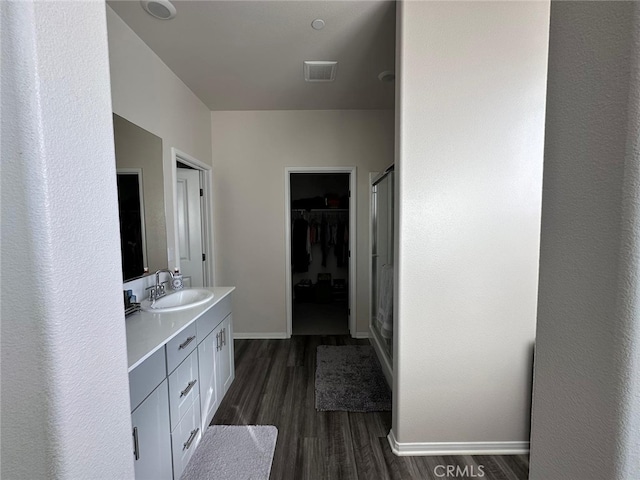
left=126, top=286, right=235, bottom=372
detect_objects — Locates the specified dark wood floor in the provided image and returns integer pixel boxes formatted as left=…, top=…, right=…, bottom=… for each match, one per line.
left=212, top=336, right=530, bottom=480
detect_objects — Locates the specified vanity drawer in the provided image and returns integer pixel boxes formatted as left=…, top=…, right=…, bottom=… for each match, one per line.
left=129, top=347, right=166, bottom=412
left=171, top=397, right=202, bottom=480
left=196, top=294, right=232, bottom=342
left=168, top=350, right=200, bottom=430
left=166, top=323, right=197, bottom=374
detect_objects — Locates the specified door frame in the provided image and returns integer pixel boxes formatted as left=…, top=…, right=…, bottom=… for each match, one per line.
left=284, top=166, right=357, bottom=337
left=169, top=148, right=216, bottom=287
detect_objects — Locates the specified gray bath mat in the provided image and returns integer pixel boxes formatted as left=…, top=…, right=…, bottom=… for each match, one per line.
left=315, top=345, right=391, bottom=412
left=180, top=425, right=277, bottom=480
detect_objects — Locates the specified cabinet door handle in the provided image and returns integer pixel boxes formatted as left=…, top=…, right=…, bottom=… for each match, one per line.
left=183, top=428, right=200, bottom=451
left=133, top=427, right=140, bottom=461
left=179, top=335, right=196, bottom=350
left=180, top=379, right=197, bottom=398
left=221, top=328, right=225, bottom=347
left=215, top=332, right=219, bottom=351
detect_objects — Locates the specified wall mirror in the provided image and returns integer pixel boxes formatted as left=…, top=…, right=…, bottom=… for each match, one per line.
left=113, top=113, right=168, bottom=281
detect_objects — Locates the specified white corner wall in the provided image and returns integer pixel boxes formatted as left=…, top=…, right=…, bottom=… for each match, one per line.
left=1, top=1, right=134, bottom=478
left=211, top=110, right=394, bottom=337
left=529, top=3, right=640, bottom=479
left=393, top=1, right=549, bottom=452
left=106, top=6, right=212, bottom=270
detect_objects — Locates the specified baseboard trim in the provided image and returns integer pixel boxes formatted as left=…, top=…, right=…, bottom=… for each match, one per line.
left=233, top=332, right=289, bottom=339
left=387, top=430, right=530, bottom=456
left=352, top=332, right=370, bottom=339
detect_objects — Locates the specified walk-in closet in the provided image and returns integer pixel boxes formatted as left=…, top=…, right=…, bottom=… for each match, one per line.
left=290, top=173, right=351, bottom=335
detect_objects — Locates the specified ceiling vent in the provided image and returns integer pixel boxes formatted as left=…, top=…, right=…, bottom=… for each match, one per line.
left=304, top=61, right=338, bottom=82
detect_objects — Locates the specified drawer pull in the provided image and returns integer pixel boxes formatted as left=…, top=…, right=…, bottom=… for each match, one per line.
left=179, top=336, right=196, bottom=350
left=133, top=427, right=140, bottom=461
left=183, top=428, right=199, bottom=451
left=180, top=379, right=197, bottom=398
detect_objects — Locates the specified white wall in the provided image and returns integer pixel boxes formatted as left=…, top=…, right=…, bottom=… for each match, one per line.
left=392, top=1, right=549, bottom=452
left=529, top=3, right=640, bottom=479
left=211, top=110, right=394, bottom=336
left=107, top=6, right=213, bottom=271
left=1, top=1, right=133, bottom=478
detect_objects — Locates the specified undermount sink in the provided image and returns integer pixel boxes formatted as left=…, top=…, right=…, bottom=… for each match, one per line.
left=140, top=288, right=214, bottom=313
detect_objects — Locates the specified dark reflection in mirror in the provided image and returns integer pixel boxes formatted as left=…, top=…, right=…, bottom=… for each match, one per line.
left=117, top=172, right=145, bottom=280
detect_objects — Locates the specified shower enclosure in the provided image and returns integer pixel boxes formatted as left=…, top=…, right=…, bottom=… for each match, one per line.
left=370, top=166, right=394, bottom=384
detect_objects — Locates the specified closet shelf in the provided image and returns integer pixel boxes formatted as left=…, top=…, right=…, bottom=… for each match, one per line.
left=292, top=208, right=348, bottom=212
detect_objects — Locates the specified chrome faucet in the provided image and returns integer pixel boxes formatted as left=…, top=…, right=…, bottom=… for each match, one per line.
left=146, top=269, right=174, bottom=305
left=155, top=269, right=174, bottom=298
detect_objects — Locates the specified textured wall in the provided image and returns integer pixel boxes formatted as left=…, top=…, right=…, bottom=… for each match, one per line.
left=394, top=0, right=549, bottom=448
left=529, top=2, right=640, bottom=479
left=211, top=110, right=394, bottom=336
left=1, top=1, right=134, bottom=478
left=107, top=6, right=213, bottom=271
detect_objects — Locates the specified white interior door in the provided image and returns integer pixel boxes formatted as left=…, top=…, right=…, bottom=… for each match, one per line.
left=176, top=168, right=204, bottom=287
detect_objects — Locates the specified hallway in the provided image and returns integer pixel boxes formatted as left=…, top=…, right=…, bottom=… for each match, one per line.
left=212, top=336, right=530, bottom=479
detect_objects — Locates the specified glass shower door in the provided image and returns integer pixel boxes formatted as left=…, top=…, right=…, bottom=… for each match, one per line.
left=371, top=167, right=394, bottom=359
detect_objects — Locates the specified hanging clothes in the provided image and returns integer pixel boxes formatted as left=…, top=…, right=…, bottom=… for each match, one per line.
left=320, top=215, right=328, bottom=267
left=335, top=221, right=345, bottom=267
left=292, top=218, right=310, bottom=272
left=343, top=222, right=349, bottom=266
left=292, top=209, right=348, bottom=270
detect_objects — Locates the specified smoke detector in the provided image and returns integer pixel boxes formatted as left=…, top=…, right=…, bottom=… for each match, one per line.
left=311, top=19, right=325, bottom=30
left=141, top=0, right=176, bottom=20
left=304, top=61, right=338, bottom=82
left=378, top=71, right=395, bottom=83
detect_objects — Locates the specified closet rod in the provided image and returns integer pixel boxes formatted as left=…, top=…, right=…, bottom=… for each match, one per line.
left=291, top=208, right=348, bottom=212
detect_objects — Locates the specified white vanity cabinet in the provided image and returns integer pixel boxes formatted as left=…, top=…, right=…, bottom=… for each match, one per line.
left=166, top=332, right=201, bottom=480
left=197, top=330, right=220, bottom=432
left=129, top=346, right=172, bottom=480
left=131, top=380, right=173, bottom=480
left=195, top=295, right=234, bottom=432
left=126, top=287, right=235, bottom=480
left=171, top=398, right=202, bottom=478
left=217, top=314, right=234, bottom=396
left=168, top=349, right=200, bottom=430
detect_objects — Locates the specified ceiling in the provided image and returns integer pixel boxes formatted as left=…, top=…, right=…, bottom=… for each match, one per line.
left=107, top=1, right=396, bottom=111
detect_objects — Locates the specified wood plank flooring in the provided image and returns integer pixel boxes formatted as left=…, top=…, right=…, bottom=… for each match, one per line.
left=212, top=336, right=530, bottom=480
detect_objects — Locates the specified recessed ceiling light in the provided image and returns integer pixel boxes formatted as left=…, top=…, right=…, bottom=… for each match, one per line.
left=378, top=71, right=395, bottom=83
left=311, top=19, right=325, bottom=30
left=141, top=0, right=176, bottom=20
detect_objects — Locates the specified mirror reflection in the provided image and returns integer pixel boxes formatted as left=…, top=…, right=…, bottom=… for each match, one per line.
left=113, top=113, right=167, bottom=281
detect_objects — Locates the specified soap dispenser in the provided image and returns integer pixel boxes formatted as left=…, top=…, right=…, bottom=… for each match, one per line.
left=172, top=268, right=184, bottom=290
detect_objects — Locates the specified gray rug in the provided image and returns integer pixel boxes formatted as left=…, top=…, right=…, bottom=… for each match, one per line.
left=180, top=425, right=277, bottom=480
left=315, top=345, right=391, bottom=412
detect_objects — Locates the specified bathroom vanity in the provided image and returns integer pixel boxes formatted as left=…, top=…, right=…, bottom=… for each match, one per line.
left=126, top=287, right=235, bottom=480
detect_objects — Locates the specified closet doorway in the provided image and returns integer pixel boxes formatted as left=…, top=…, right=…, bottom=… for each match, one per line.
left=285, top=167, right=356, bottom=337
